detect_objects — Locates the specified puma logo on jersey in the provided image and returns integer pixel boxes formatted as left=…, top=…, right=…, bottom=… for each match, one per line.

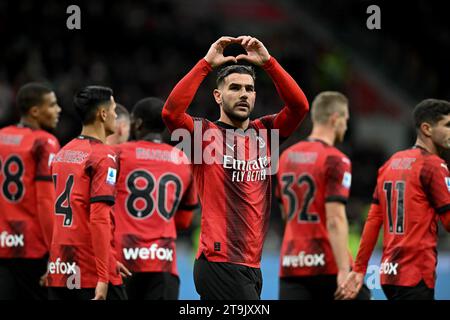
left=379, top=259, right=398, bottom=275
left=107, top=154, right=117, bottom=162
left=48, top=258, right=78, bottom=275
left=0, top=231, right=24, bottom=248
left=282, top=251, right=325, bottom=268
left=123, top=244, right=173, bottom=262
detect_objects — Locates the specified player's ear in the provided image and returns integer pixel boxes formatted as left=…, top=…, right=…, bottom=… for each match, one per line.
left=213, top=89, right=222, bottom=105
left=135, top=118, right=143, bottom=131
left=98, top=106, right=108, bottom=122
left=420, top=122, right=433, bottom=137
left=29, top=105, right=40, bottom=119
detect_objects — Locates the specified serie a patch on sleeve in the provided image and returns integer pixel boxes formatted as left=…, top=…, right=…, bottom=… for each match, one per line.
left=342, top=172, right=352, bottom=189
left=445, top=177, right=450, bottom=192
left=106, top=167, right=117, bottom=185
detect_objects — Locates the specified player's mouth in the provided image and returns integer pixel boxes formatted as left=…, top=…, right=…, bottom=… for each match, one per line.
left=235, top=101, right=250, bottom=110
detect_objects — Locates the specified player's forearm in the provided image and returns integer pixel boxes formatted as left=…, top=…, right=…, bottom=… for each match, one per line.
left=353, top=204, right=383, bottom=274
left=36, top=181, right=55, bottom=249
left=262, top=57, right=309, bottom=135
left=439, top=211, right=450, bottom=232
left=175, top=210, right=194, bottom=230
left=162, top=59, right=212, bottom=132
left=89, top=202, right=112, bottom=283
left=327, top=213, right=350, bottom=273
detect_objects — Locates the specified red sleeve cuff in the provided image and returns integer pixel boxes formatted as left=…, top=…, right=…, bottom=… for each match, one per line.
left=200, top=58, right=213, bottom=72
left=261, top=56, right=276, bottom=70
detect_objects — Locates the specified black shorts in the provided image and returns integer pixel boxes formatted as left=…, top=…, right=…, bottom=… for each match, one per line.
left=279, top=275, right=371, bottom=300
left=0, top=257, right=48, bottom=300
left=382, top=280, right=434, bottom=300
left=194, top=254, right=262, bottom=300
left=124, top=272, right=179, bottom=300
left=48, top=284, right=128, bottom=300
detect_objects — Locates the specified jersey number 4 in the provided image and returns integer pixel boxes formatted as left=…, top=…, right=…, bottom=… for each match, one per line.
left=52, top=175, right=74, bottom=227
left=126, top=170, right=182, bottom=221
left=281, top=173, right=319, bottom=223
left=383, top=181, right=405, bottom=234
left=0, top=155, right=25, bottom=203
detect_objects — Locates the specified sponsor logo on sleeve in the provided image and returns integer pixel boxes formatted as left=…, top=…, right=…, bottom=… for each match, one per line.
left=445, top=177, right=450, bottom=192
left=342, top=172, right=352, bottom=189
left=106, top=167, right=117, bottom=185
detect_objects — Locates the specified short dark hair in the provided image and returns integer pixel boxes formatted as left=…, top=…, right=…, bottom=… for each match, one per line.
left=413, top=99, right=450, bottom=129
left=216, top=65, right=256, bottom=88
left=132, top=97, right=165, bottom=133
left=73, top=86, right=113, bottom=125
left=16, top=82, right=53, bottom=115
left=115, top=103, right=130, bottom=122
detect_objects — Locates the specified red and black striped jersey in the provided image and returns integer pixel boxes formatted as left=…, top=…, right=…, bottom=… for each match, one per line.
left=277, top=138, right=353, bottom=277
left=354, top=147, right=450, bottom=288
left=48, top=135, right=121, bottom=288
left=113, top=140, right=198, bottom=275
left=0, top=124, right=60, bottom=258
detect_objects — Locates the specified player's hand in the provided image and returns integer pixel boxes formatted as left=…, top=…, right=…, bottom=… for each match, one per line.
left=92, top=281, right=108, bottom=300
left=334, top=271, right=364, bottom=300
left=204, top=36, right=239, bottom=68
left=336, top=269, right=350, bottom=290
left=236, top=36, right=271, bottom=66
left=116, top=261, right=132, bottom=279
left=39, top=270, right=49, bottom=287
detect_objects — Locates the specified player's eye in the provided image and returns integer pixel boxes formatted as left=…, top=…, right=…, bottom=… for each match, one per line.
left=246, top=86, right=254, bottom=92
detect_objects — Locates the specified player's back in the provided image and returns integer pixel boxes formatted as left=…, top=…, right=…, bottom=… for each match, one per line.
left=49, top=135, right=121, bottom=288
left=374, top=147, right=449, bottom=288
left=277, top=138, right=352, bottom=277
left=0, top=125, right=59, bottom=258
left=113, top=140, right=196, bottom=275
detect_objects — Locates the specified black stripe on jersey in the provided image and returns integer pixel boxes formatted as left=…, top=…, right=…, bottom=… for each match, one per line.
left=35, top=175, right=53, bottom=181
left=436, top=204, right=450, bottom=215
left=325, top=195, right=348, bottom=205
left=178, top=203, right=200, bottom=211
left=90, top=195, right=115, bottom=205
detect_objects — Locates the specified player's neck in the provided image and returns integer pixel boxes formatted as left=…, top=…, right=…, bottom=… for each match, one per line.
left=415, top=138, right=438, bottom=155
left=19, top=116, right=41, bottom=130
left=106, top=134, right=121, bottom=146
left=218, top=113, right=250, bottom=130
left=80, top=124, right=107, bottom=144
left=309, top=126, right=335, bottom=146
left=139, top=131, right=163, bottom=143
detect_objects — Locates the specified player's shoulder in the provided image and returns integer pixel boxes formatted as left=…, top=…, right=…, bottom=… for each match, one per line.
left=251, top=114, right=276, bottom=129
left=33, top=129, right=59, bottom=147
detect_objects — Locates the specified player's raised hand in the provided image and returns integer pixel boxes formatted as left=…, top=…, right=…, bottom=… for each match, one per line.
left=204, top=36, right=239, bottom=68
left=334, top=271, right=364, bottom=300
left=236, top=36, right=271, bottom=66
left=92, top=281, right=108, bottom=300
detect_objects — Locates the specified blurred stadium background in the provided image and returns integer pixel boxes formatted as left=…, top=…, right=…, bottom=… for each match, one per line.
left=0, top=0, right=449, bottom=299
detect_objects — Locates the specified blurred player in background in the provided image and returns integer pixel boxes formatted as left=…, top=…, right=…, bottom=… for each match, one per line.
left=48, top=86, right=130, bottom=300
left=162, top=35, right=309, bottom=299
left=0, top=83, right=61, bottom=299
left=276, top=91, right=370, bottom=300
left=337, top=99, right=450, bottom=300
left=106, top=104, right=130, bottom=146
left=113, top=97, right=198, bottom=300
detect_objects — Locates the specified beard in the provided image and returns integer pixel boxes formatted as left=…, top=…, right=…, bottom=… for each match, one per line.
left=222, top=101, right=253, bottom=122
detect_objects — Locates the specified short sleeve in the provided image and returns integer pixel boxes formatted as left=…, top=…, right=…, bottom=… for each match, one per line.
left=324, top=155, right=352, bottom=204
left=420, top=159, right=450, bottom=214
left=89, top=150, right=118, bottom=205
left=34, top=135, right=60, bottom=181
